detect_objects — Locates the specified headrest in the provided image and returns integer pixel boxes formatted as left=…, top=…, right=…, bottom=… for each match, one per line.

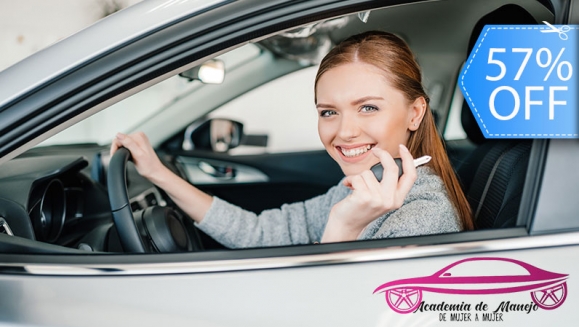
left=461, top=5, right=538, bottom=144
left=461, top=102, right=486, bottom=145
left=467, top=5, right=537, bottom=54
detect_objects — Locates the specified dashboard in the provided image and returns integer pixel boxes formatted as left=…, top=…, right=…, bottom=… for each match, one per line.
left=0, top=144, right=172, bottom=253
left=0, top=141, right=334, bottom=254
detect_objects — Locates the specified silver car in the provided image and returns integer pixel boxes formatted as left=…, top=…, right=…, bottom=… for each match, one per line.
left=0, top=0, right=577, bottom=326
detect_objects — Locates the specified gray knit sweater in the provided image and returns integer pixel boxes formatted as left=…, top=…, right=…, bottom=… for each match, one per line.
left=196, top=166, right=461, bottom=248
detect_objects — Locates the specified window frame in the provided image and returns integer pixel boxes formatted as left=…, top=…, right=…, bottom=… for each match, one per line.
left=0, top=0, right=575, bottom=276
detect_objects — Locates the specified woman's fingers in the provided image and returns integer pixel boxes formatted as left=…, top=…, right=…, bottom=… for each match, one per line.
left=110, top=136, right=124, bottom=157
left=370, top=145, right=417, bottom=208
left=133, top=131, right=153, bottom=148
left=371, top=147, right=398, bottom=189
left=342, top=177, right=354, bottom=189
left=346, top=174, right=369, bottom=192
left=397, top=144, right=417, bottom=182
left=110, top=132, right=162, bottom=179
left=115, top=132, right=149, bottom=159
left=343, top=171, right=374, bottom=191
left=359, top=169, right=383, bottom=197
left=396, top=144, right=418, bottom=202
left=343, top=145, right=418, bottom=213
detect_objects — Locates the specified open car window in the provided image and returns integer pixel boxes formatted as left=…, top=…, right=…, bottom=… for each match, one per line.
left=37, top=44, right=262, bottom=147
left=2, top=1, right=579, bottom=325
left=0, top=0, right=565, bottom=260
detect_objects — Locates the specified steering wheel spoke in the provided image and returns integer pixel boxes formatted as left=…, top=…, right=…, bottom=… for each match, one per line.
left=108, top=147, right=194, bottom=253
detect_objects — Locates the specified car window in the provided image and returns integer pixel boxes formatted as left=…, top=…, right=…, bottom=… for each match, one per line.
left=441, top=260, right=530, bottom=277
left=208, top=66, right=323, bottom=154
left=443, top=83, right=468, bottom=141
left=0, top=0, right=559, bottom=260
left=36, top=44, right=262, bottom=147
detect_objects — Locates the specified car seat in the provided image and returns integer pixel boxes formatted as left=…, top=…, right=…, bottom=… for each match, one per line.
left=454, top=4, right=537, bottom=229
left=456, top=118, right=531, bottom=229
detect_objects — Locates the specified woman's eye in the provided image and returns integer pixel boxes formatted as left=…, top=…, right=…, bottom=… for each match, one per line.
left=320, top=110, right=337, bottom=117
left=360, top=105, right=378, bottom=113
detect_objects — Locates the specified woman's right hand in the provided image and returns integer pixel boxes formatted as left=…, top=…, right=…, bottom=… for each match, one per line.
left=321, top=145, right=418, bottom=243
left=110, top=132, right=166, bottom=181
left=110, top=132, right=213, bottom=223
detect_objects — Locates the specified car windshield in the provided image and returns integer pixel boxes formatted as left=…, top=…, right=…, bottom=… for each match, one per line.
left=441, top=260, right=531, bottom=277
left=37, top=44, right=262, bottom=147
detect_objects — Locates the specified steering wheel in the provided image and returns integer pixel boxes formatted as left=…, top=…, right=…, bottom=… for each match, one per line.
left=107, top=147, right=198, bottom=253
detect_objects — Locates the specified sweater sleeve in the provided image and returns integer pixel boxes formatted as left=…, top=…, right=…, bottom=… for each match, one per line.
left=359, top=167, right=462, bottom=240
left=195, top=182, right=347, bottom=248
left=370, top=194, right=461, bottom=239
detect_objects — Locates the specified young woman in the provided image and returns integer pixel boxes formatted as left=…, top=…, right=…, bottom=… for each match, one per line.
left=111, top=31, right=474, bottom=248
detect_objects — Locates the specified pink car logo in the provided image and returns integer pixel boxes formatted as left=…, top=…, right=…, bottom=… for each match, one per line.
left=374, top=257, right=568, bottom=314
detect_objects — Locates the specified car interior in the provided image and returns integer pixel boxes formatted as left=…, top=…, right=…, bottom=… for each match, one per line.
left=0, top=0, right=557, bottom=255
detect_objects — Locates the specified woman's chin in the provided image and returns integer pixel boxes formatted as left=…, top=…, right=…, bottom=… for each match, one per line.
left=340, top=163, right=378, bottom=177
left=327, top=147, right=382, bottom=177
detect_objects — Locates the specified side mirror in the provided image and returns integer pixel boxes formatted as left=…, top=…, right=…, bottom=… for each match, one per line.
left=183, top=118, right=243, bottom=152
left=179, top=59, right=225, bottom=84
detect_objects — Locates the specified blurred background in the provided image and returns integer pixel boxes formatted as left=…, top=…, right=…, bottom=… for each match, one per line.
left=0, top=0, right=322, bottom=153
left=0, top=0, right=142, bottom=72
left=0, top=0, right=463, bottom=152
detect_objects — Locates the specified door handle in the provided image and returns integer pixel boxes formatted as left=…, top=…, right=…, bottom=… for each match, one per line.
left=197, top=161, right=236, bottom=179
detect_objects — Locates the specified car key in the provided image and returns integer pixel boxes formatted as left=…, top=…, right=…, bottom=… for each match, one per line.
left=370, top=155, right=432, bottom=181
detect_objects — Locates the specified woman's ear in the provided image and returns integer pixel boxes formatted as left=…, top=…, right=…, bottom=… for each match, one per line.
left=408, top=97, right=427, bottom=131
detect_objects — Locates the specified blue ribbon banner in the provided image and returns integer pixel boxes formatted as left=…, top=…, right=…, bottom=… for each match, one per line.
left=459, top=24, right=577, bottom=138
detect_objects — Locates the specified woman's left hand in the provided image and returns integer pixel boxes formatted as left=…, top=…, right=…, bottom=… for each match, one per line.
left=321, top=145, right=418, bottom=243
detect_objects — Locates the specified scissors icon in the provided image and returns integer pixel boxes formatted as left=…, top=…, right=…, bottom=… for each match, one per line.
left=541, top=21, right=571, bottom=40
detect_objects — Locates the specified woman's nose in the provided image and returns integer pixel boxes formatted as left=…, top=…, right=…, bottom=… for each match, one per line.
left=338, top=116, right=361, bottom=141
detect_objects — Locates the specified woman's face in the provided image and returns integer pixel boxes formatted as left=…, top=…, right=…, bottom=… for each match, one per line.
left=316, top=62, right=422, bottom=176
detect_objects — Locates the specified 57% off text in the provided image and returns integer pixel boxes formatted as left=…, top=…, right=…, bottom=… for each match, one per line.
left=486, top=47, right=572, bottom=121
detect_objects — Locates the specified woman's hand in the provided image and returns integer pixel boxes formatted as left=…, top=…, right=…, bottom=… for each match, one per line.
left=110, top=132, right=167, bottom=182
left=110, top=131, right=214, bottom=223
left=321, top=144, right=418, bottom=243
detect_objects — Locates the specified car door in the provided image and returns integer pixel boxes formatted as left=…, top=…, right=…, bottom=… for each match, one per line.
left=0, top=0, right=577, bottom=326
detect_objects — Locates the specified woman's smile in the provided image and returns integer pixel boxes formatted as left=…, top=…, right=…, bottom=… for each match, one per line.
left=336, top=144, right=376, bottom=162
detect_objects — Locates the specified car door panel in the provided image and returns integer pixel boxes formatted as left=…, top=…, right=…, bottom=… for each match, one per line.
left=173, top=150, right=344, bottom=214
left=0, top=238, right=576, bottom=327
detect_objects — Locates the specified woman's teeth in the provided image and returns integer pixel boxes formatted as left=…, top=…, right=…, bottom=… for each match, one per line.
left=340, top=145, right=373, bottom=157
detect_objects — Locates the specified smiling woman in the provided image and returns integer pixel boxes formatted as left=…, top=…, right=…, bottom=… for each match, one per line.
left=112, top=30, right=473, bottom=248
left=315, top=31, right=474, bottom=242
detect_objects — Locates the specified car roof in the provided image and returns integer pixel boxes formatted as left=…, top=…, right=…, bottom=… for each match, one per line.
left=0, top=0, right=227, bottom=109
left=0, top=0, right=554, bottom=113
